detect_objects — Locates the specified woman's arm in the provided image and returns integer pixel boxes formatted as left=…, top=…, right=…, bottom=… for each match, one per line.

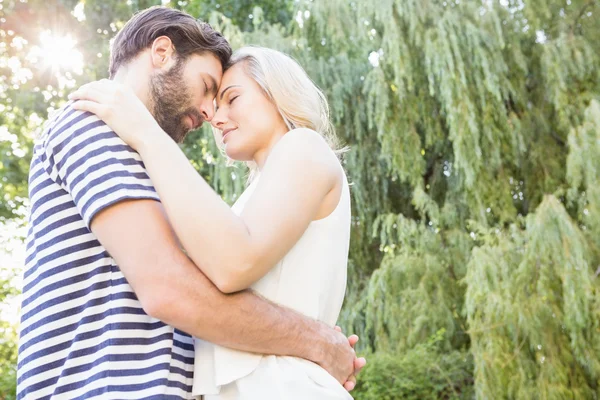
left=70, top=80, right=340, bottom=292
left=139, top=127, right=340, bottom=292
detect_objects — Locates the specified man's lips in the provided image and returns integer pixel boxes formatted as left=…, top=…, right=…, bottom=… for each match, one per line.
left=186, top=113, right=202, bottom=130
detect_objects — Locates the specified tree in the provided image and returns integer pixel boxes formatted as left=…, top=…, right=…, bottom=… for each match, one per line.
left=1, top=0, right=600, bottom=398
left=299, top=0, right=600, bottom=398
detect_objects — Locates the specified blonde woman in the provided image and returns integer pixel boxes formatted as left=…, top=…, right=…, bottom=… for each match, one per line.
left=70, top=46, right=358, bottom=399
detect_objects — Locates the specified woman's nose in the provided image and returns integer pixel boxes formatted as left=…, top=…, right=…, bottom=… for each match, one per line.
left=210, top=108, right=227, bottom=129
left=210, top=112, right=225, bottom=129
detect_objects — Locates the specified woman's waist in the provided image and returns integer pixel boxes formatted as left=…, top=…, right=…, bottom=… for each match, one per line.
left=260, top=355, right=349, bottom=393
left=192, top=295, right=344, bottom=394
left=193, top=345, right=349, bottom=396
left=250, top=263, right=347, bottom=322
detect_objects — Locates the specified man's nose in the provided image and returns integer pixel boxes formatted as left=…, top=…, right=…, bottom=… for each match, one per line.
left=201, top=103, right=215, bottom=122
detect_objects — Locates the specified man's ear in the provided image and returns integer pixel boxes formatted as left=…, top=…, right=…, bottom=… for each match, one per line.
left=151, top=36, right=177, bottom=70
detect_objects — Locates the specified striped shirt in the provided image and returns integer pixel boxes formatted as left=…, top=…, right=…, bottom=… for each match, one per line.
left=17, top=104, right=195, bottom=399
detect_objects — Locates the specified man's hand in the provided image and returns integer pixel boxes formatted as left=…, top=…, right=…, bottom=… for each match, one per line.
left=315, top=327, right=355, bottom=385
left=314, top=325, right=367, bottom=390
left=336, top=326, right=367, bottom=391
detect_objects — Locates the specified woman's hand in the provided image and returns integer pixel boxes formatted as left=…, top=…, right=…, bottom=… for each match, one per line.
left=69, top=79, right=162, bottom=151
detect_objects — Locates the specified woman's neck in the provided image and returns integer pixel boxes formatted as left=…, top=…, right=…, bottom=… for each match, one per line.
left=253, top=127, right=289, bottom=170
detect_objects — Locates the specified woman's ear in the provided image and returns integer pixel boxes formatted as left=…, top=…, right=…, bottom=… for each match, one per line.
left=150, top=36, right=176, bottom=70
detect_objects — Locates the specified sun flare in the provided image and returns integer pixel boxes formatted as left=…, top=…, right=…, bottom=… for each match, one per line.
left=29, top=30, right=84, bottom=75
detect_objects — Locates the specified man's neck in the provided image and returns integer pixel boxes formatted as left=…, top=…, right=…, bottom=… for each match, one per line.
left=112, top=65, right=151, bottom=110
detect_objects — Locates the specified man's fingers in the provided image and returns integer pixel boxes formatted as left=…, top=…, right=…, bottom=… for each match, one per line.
left=334, top=325, right=342, bottom=333
left=354, top=357, right=367, bottom=373
left=344, top=375, right=356, bottom=391
left=342, top=357, right=366, bottom=392
left=348, top=334, right=359, bottom=347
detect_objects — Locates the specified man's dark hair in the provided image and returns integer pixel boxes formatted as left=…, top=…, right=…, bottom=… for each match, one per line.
left=109, top=6, right=231, bottom=78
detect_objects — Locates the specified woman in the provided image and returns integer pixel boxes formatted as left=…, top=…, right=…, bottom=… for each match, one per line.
left=70, top=46, right=353, bottom=399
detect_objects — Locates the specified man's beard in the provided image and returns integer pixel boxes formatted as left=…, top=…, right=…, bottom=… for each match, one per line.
left=149, top=58, right=204, bottom=144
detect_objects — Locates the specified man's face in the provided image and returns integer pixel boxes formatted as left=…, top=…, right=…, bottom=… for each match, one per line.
left=149, top=53, right=223, bottom=143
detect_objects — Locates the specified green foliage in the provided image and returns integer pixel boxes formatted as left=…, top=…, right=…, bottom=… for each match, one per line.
left=2, top=0, right=600, bottom=399
left=0, top=256, right=20, bottom=399
left=0, top=318, right=18, bottom=400
left=466, top=196, right=600, bottom=399
left=351, top=214, right=472, bottom=354
left=354, top=330, right=474, bottom=400
left=180, top=0, right=294, bottom=32
left=301, top=0, right=600, bottom=398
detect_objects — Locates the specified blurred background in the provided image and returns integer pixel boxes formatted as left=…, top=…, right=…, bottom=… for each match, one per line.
left=1, top=0, right=600, bottom=398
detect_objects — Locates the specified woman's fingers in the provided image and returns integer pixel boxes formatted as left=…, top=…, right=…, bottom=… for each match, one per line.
left=71, top=100, right=107, bottom=118
left=69, top=80, right=127, bottom=119
left=69, top=86, right=107, bottom=104
left=68, top=80, right=121, bottom=105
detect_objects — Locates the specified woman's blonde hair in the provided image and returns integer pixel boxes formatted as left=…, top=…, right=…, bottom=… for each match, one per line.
left=216, top=46, right=345, bottom=180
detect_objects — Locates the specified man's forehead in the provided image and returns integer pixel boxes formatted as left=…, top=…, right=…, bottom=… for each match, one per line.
left=185, top=53, right=223, bottom=79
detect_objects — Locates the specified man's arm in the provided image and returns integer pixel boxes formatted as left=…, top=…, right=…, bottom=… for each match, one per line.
left=90, top=198, right=355, bottom=384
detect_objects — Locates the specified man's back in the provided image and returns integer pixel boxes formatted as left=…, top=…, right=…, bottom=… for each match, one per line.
left=17, top=104, right=194, bottom=399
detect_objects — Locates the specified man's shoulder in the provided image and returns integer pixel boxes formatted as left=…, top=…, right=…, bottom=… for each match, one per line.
left=43, top=102, right=114, bottom=153
left=44, top=102, right=103, bottom=132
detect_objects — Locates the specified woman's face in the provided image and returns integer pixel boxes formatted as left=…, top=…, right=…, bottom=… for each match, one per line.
left=211, top=63, right=287, bottom=161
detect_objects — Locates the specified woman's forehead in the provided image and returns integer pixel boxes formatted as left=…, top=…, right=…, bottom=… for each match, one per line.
left=220, top=64, right=248, bottom=86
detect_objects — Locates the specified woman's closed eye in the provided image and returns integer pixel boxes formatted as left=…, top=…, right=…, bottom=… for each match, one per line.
left=229, top=95, right=239, bottom=105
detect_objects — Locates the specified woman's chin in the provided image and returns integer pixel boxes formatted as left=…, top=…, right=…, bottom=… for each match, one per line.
left=224, top=146, right=249, bottom=163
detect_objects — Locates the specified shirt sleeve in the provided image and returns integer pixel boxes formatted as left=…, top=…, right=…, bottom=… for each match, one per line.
left=43, top=105, right=160, bottom=228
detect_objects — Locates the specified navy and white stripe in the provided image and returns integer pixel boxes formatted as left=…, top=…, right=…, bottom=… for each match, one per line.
left=17, top=104, right=195, bottom=399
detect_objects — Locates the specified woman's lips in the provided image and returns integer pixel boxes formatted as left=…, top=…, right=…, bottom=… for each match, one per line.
left=222, top=128, right=236, bottom=142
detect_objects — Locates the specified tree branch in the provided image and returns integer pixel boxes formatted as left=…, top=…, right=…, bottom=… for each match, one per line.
left=550, top=131, right=566, bottom=147
left=570, top=0, right=597, bottom=34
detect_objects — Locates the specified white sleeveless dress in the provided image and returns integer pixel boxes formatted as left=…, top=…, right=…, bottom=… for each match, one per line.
left=192, top=164, right=352, bottom=400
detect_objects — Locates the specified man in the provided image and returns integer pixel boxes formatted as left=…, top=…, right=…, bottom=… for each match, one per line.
left=17, top=6, right=363, bottom=399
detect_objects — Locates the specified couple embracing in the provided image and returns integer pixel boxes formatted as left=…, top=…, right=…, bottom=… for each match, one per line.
left=18, top=6, right=365, bottom=400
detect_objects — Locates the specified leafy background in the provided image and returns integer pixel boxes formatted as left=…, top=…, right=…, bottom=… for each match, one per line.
left=1, top=0, right=599, bottom=398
